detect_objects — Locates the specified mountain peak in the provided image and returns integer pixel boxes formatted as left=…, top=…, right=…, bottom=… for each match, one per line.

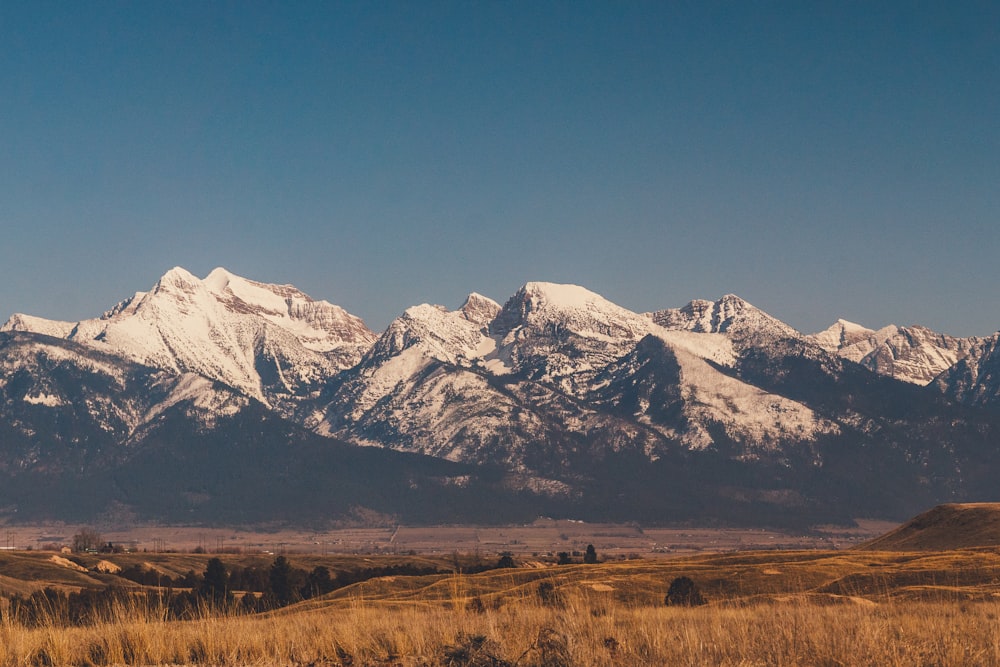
left=718, top=293, right=748, bottom=306
left=649, top=295, right=797, bottom=347
left=519, top=281, right=604, bottom=308
left=4, top=266, right=377, bottom=405
left=459, top=293, right=501, bottom=326
left=155, top=266, right=199, bottom=288
left=836, top=317, right=868, bottom=329
left=0, top=313, right=77, bottom=338
left=203, top=267, right=236, bottom=291
left=150, top=267, right=208, bottom=303
left=492, top=281, right=653, bottom=344
left=807, top=319, right=877, bottom=353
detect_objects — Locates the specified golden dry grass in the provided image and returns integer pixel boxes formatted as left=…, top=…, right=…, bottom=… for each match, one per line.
left=2, top=548, right=1000, bottom=664
left=860, top=503, right=1000, bottom=551
left=3, top=587, right=1000, bottom=666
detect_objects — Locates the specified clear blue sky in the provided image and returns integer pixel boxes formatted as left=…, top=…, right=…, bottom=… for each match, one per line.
left=2, top=1, right=998, bottom=336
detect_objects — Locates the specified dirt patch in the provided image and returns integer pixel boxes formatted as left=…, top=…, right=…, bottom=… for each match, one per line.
left=95, top=560, right=122, bottom=574
left=845, top=596, right=877, bottom=606
left=49, top=555, right=87, bottom=572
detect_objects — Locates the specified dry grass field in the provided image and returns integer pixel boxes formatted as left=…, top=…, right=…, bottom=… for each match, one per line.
left=4, top=545, right=1000, bottom=665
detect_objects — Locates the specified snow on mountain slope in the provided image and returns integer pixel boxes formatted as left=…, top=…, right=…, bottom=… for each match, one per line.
left=487, top=285, right=828, bottom=446
left=809, top=320, right=987, bottom=386
left=669, top=343, right=838, bottom=450
left=368, top=303, right=493, bottom=367
left=494, top=282, right=653, bottom=343
left=590, top=334, right=837, bottom=453
left=808, top=322, right=901, bottom=365
left=323, top=295, right=509, bottom=427
left=325, top=360, right=546, bottom=464
left=7, top=268, right=992, bottom=482
left=0, top=331, right=134, bottom=391
left=140, top=373, right=250, bottom=430
left=323, top=346, right=677, bottom=471
left=3, top=267, right=376, bottom=406
left=807, top=319, right=879, bottom=355
left=1, top=314, right=77, bottom=339
left=321, top=283, right=837, bottom=467
left=0, top=331, right=251, bottom=438
left=7, top=271, right=1000, bottom=527
left=203, top=268, right=373, bottom=355
left=322, top=284, right=651, bottom=463
left=654, top=329, right=737, bottom=368
left=459, top=292, right=502, bottom=326
left=855, top=326, right=987, bottom=386
left=934, top=334, right=1000, bottom=405
left=490, top=282, right=657, bottom=394
left=648, top=294, right=799, bottom=349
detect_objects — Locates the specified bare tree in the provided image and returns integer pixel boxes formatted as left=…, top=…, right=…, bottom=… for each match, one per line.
left=71, top=528, right=103, bottom=552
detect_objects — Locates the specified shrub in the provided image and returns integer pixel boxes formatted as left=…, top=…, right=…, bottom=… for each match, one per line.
left=664, top=576, right=706, bottom=606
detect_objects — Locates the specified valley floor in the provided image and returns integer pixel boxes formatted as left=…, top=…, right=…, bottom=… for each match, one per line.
left=0, top=518, right=895, bottom=556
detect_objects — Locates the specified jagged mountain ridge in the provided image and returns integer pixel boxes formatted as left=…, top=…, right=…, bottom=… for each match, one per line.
left=647, top=293, right=800, bottom=351
left=319, top=282, right=837, bottom=470
left=933, top=334, right=1000, bottom=406
left=3, top=266, right=1000, bottom=526
left=2, top=267, right=376, bottom=417
left=807, top=320, right=991, bottom=387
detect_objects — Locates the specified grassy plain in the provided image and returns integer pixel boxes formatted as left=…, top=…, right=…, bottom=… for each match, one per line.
left=0, top=517, right=893, bottom=556
left=3, top=547, right=1000, bottom=665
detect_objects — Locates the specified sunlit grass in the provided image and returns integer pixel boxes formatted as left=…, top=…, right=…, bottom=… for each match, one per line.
left=2, top=577, right=1000, bottom=665
left=4, top=549, right=1000, bottom=665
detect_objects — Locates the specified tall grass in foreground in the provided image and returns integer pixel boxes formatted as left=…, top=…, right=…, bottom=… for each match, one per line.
left=2, top=589, right=1000, bottom=666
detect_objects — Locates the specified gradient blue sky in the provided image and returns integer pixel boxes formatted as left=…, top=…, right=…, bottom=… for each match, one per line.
left=2, top=1, right=998, bottom=336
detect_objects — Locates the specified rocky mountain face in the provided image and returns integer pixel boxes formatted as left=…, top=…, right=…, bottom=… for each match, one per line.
left=2, top=267, right=999, bottom=527
left=933, top=334, right=1000, bottom=406
left=807, top=320, right=990, bottom=387
left=648, top=294, right=799, bottom=350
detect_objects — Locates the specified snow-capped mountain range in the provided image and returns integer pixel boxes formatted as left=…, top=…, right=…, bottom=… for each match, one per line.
left=4, top=267, right=374, bottom=413
left=2, top=267, right=1000, bottom=526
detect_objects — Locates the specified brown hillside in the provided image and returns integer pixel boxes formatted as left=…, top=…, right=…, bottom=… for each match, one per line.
left=858, top=503, right=1000, bottom=551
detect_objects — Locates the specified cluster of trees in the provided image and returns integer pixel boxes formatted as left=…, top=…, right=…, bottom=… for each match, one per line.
left=70, top=528, right=104, bottom=553
left=199, top=557, right=454, bottom=606
left=554, top=544, right=599, bottom=565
